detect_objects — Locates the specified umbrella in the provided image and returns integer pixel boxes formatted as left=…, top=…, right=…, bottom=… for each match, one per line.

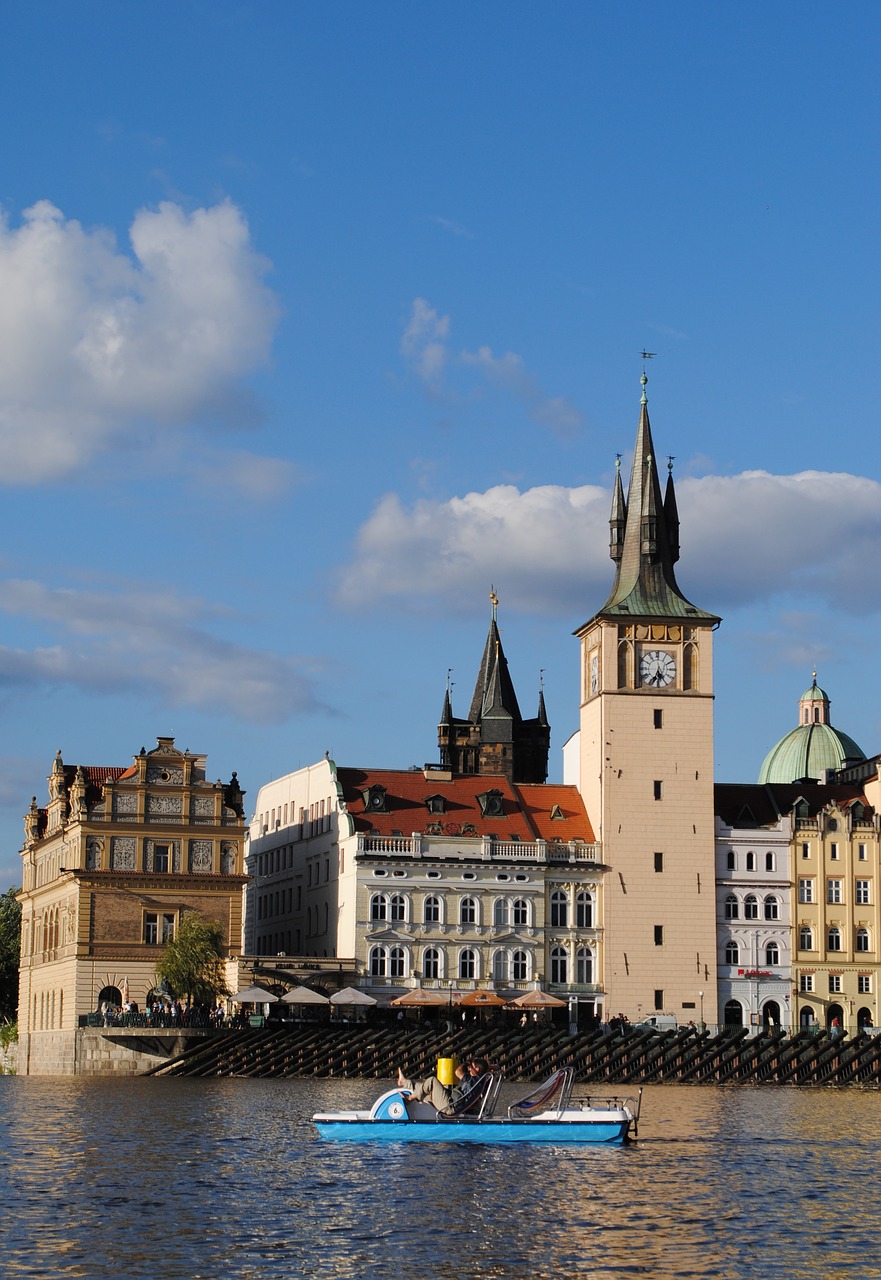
left=506, top=989, right=568, bottom=1008
left=121, top=976, right=130, bottom=1006
left=280, top=986, right=330, bottom=1005
left=391, top=988, right=450, bottom=1006
left=329, top=986, right=377, bottom=1006
left=457, top=989, right=507, bottom=1007
left=230, top=985, right=279, bottom=1003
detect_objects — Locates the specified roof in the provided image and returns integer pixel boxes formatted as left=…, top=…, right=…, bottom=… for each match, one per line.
left=758, top=723, right=866, bottom=785
left=715, top=781, right=873, bottom=826
left=335, top=767, right=594, bottom=843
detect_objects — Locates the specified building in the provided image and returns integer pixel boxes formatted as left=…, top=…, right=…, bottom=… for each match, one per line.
left=759, top=677, right=866, bottom=784
left=17, top=737, right=247, bottom=1073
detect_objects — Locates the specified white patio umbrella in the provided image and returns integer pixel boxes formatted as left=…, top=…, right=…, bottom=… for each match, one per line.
left=230, top=985, right=279, bottom=1003
left=329, top=987, right=377, bottom=1006
left=280, top=986, right=330, bottom=1005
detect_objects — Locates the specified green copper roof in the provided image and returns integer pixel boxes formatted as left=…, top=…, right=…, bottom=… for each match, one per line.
left=801, top=682, right=830, bottom=702
left=758, top=722, right=866, bottom=785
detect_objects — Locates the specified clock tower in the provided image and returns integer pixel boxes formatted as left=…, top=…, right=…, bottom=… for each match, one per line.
left=575, top=373, right=721, bottom=1026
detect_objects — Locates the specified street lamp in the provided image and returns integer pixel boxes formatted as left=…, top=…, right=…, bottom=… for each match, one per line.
left=699, top=990, right=705, bottom=1033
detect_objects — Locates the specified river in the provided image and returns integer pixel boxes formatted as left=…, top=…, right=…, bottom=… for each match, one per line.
left=1, top=1076, right=878, bottom=1279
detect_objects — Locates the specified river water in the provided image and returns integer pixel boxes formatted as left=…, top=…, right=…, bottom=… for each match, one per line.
left=1, top=1076, right=879, bottom=1280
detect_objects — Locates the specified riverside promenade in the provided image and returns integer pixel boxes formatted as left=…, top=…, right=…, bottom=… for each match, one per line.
left=145, top=1020, right=881, bottom=1087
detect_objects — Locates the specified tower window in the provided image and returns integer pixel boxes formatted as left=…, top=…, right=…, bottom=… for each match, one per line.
left=653, top=781, right=663, bottom=801
left=653, top=709, right=663, bottom=729
left=654, top=925, right=663, bottom=946
left=654, top=851, right=664, bottom=873
left=654, top=989, right=664, bottom=1011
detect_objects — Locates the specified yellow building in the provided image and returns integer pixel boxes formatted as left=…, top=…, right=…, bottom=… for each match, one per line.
left=17, top=737, right=247, bottom=1074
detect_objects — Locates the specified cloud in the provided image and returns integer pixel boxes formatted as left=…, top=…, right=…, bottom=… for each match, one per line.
left=336, top=469, right=881, bottom=619
left=400, top=297, right=583, bottom=436
left=0, top=198, right=280, bottom=483
left=0, top=577, right=325, bottom=723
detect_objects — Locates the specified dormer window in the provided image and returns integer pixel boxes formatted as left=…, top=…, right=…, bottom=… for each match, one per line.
left=477, top=789, right=505, bottom=818
left=362, top=785, right=388, bottom=814
left=425, top=794, right=446, bottom=815
left=550, top=804, right=564, bottom=820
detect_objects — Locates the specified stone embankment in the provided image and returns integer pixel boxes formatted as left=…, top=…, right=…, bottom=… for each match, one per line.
left=147, top=1023, right=881, bottom=1087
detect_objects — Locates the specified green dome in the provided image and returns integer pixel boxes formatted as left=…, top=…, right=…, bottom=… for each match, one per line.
left=800, top=681, right=830, bottom=702
left=758, top=722, right=866, bottom=785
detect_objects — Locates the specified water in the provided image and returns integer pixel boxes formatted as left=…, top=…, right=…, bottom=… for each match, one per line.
left=1, top=1076, right=879, bottom=1279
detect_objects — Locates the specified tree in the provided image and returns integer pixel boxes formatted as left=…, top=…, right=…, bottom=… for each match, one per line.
left=155, top=911, right=228, bottom=1006
left=0, top=887, right=22, bottom=1021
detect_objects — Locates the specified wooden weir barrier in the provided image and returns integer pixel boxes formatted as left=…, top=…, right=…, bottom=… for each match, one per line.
left=145, top=1023, right=881, bottom=1087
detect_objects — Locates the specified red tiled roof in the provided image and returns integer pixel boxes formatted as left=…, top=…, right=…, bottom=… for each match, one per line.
left=336, top=768, right=594, bottom=843
left=63, top=765, right=128, bottom=788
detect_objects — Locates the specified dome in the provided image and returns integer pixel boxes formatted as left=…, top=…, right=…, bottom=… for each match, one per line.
left=758, top=722, right=866, bottom=785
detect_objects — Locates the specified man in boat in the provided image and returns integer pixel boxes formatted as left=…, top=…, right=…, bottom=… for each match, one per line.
left=396, top=1066, right=452, bottom=1111
left=449, top=1059, right=488, bottom=1108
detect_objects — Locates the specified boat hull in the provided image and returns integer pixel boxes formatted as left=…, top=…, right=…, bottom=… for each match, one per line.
left=313, top=1116, right=630, bottom=1144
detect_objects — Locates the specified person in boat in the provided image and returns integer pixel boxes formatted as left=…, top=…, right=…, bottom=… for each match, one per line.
left=451, top=1058, right=488, bottom=1106
left=396, top=1067, right=451, bottom=1111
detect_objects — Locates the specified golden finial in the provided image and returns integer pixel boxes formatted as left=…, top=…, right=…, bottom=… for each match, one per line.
left=490, top=588, right=499, bottom=621
left=639, top=350, right=655, bottom=404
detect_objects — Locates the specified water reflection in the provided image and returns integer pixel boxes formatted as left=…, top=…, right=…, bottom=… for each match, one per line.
left=1, top=1078, right=880, bottom=1279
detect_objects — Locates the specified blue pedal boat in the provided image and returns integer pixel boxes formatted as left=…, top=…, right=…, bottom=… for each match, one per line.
left=313, top=1068, right=641, bottom=1144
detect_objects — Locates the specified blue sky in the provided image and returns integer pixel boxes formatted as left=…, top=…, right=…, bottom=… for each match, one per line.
left=0, top=3, right=879, bottom=887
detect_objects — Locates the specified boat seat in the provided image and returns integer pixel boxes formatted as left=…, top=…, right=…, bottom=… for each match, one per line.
left=441, top=1070, right=503, bottom=1120
left=507, top=1067, right=575, bottom=1118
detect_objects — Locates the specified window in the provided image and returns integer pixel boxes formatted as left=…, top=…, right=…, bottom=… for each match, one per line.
left=856, top=928, right=870, bottom=953
left=154, top=844, right=170, bottom=873
left=460, top=897, right=477, bottom=926
left=390, top=894, right=406, bottom=923
left=765, top=852, right=774, bottom=872
left=423, top=947, right=440, bottom=979
left=550, top=890, right=568, bottom=928
left=827, top=926, right=842, bottom=952
left=389, top=946, right=405, bottom=978
left=459, top=949, right=476, bottom=980
left=512, top=950, right=528, bottom=981
left=144, top=913, right=175, bottom=944
left=828, top=818, right=839, bottom=832
left=858, top=974, right=872, bottom=994
left=512, top=899, right=528, bottom=927
left=744, top=895, right=758, bottom=920
left=746, top=852, right=755, bottom=871
left=724, top=895, right=739, bottom=920
left=725, top=940, right=739, bottom=965
left=492, top=950, right=508, bottom=982
left=765, top=942, right=780, bottom=966
left=576, top=890, right=594, bottom=927
left=799, top=879, right=814, bottom=904
left=654, top=925, right=664, bottom=946
left=576, top=947, right=594, bottom=984
left=653, top=709, right=663, bottom=729
left=827, top=880, right=842, bottom=904
left=370, top=893, right=387, bottom=922
left=859, top=844, right=867, bottom=862
left=857, top=880, right=871, bottom=905
left=494, top=899, right=508, bottom=928
left=423, top=896, right=440, bottom=925
left=654, top=852, right=664, bottom=873
left=369, top=946, right=386, bottom=977
left=830, top=843, right=839, bottom=861
left=764, top=895, right=779, bottom=921
left=653, top=781, right=663, bottom=801
left=800, top=974, right=814, bottom=993
left=801, top=843, right=810, bottom=859
left=726, top=850, right=735, bottom=871
left=829, top=974, right=842, bottom=994
left=550, top=945, right=568, bottom=984
left=654, top=989, right=664, bottom=1011
left=799, top=926, right=814, bottom=951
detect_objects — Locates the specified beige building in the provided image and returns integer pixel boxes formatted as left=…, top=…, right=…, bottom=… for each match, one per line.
left=17, top=737, right=247, bottom=1073
left=567, top=373, right=721, bottom=1026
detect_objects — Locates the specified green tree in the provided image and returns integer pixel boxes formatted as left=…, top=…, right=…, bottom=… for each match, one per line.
left=155, top=911, right=228, bottom=1007
left=0, top=886, right=22, bottom=1021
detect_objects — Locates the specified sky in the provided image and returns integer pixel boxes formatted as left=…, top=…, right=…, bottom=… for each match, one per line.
left=0, top=2, right=879, bottom=888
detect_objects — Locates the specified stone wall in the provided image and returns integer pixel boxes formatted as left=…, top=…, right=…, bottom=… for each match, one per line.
left=17, top=1027, right=206, bottom=1076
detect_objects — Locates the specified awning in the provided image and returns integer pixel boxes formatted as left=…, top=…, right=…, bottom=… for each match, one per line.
left=457, top=989, right=507, bottom=1007
left=280, top=986, right=330, bottom=1005
left=230, top=986, right=279, bottom=1003
left=391, top=989, right=450, bottom=1006
left=329, top=987, right=378, bottom=1006
left=506, top=989, right=568, bottom=1008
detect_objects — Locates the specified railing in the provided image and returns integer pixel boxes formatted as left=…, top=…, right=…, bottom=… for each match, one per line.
left=356, top=832, right=602, bottom=864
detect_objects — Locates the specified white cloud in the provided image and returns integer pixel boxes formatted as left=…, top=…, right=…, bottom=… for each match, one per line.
left=0, top=199, right=280, bottom=483
left=400, top=298, right=583, bottom=436
left=337, top=469, right=881, bottom=619
left=0, top=577, right=324, bottom=723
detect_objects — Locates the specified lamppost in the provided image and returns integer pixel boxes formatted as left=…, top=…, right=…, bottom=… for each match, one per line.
left=699, top=990, right=705, bottom=1033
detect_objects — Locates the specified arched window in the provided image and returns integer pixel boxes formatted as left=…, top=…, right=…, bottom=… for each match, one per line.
left=389, top=946, right=405, bottom=978
left=727, top=850, right=735, bottom=870
left=370, top=893, right=387, bottom=922
left=765, top=852, right=774, bottom=872
left=575, top=947, right=594, bottom=984
left=512, top=950, right=528, bottom=982
left=494, top=899, right=508, bottom=928
left=369, top=946, right=386, bottom=977
left=423, top=895, right=440, bottom=925
left=459, top=948, right=477, bottom=980
left=460, top=897, right=477, bottom=926
left=512, top=899, right=528, bottom=927
left=799, top=926, right=814, bottom=951
left=725, top=940, right=739, bottom=965
left=724, top=895, right=739, bottom=920
left=492, top=950, right=508, bottom=982
left=764, top=895, right=779, bottom=921
left=765, top=941, right=780, bottom=966
left=724, top=1000, right=743, bottom=1027
left=828, top=818, right=839, bottom=832
left=550, top=890, right=568, bottom=928
left=746, top=852, right=755, bottom=871
left=744, top=894, right=758, bottom=920
left=683, top=642, right=698, bottom=690
left=856, top=928, right=870, bottom=953
left=828, top=926, right=842, bottom=952
left=575, top=890, right=593, bottom=928
left=423, top=947, right=440, bottom=979
left=390, top=894, right=406, bottom=923
left=550, top=945, right=568, bottom=984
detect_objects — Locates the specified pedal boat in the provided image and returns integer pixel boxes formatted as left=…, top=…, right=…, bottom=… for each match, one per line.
left=313, top=1069, right=640, bottom=1144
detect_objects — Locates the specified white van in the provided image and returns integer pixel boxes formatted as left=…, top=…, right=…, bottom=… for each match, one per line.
left=634, top=1014, right=677, bottom=1032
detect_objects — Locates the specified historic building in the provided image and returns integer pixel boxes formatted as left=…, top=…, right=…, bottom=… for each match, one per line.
left=759, top=677, right=866, bottom=784
left=17, top=737, right=247, bottom=1073
left=565, top=371, right=721, bottom=1026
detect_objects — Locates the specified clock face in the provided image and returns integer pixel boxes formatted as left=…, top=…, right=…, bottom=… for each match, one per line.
left=640, top=649, right=676, bottom=688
